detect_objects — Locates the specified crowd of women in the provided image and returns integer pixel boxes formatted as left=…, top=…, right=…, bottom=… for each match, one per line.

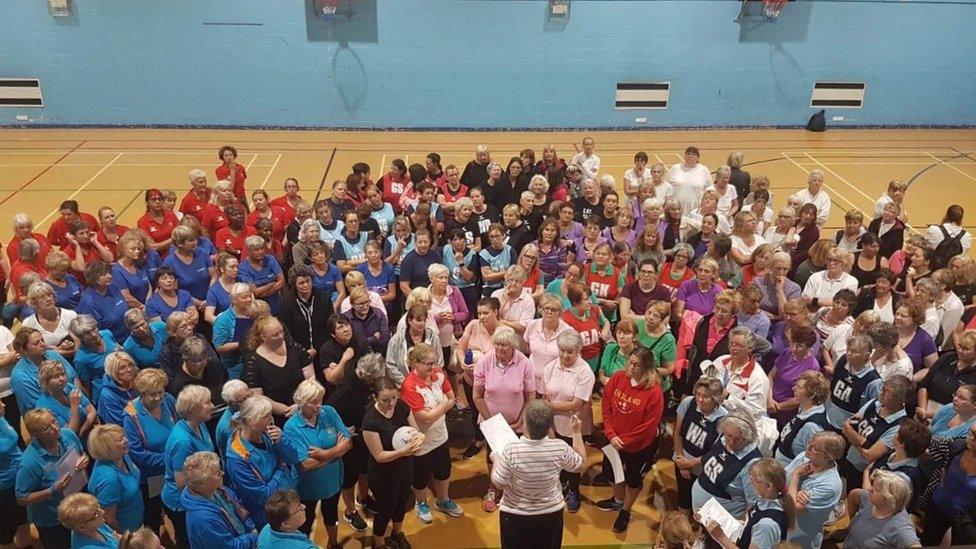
left=1, top=138, right=975, bottom=548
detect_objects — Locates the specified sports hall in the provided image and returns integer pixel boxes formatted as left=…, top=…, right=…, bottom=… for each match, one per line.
left=1, top=1, right=975, bottom=549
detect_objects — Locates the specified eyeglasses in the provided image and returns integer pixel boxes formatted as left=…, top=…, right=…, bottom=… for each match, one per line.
left=639, top=269, right=657, bottom=275
left=541, top=306, right=561, bottom=313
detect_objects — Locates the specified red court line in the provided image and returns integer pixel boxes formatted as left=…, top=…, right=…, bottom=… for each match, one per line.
left=0, top=140, right=88, bottom=207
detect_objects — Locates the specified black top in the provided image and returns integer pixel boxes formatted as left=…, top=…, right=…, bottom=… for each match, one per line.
left=921, top=351, right=976, bottom=406
left=572, top=196, right=604, bottom=223
left=850, top=251, right=881, bottom=288
left=361, top=400, right=413, bottom=476
left=279, top=290, right=335, bottom=360
left=445, top=216, right=482, bottom=248
left=474, top=205, right=501, bottom=242
left=505, top=223, right=533, bottom=256
left=318, top=333, right=372, bottom=386
left=461, top=160, right=489, bottom=189
left=730, top=168, right=751, bottom=202
left=168, top=349, right=228, bottom=406
left=478, top=180, right=513, bottom=211
left=243, top=342, right=311, bottom=406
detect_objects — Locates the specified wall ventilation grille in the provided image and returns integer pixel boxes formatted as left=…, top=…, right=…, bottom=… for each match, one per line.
left=811, top=82, right=865, bottom=109
left=615, top=82, right=669, bottom=110
left=0, top=79, right=43, bottom=107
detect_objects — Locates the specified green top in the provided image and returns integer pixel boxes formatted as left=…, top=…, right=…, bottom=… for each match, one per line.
left=634, top=319, right=678, bottom=391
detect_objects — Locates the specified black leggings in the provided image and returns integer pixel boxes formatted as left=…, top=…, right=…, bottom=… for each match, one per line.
left=603, top=441, right=658, bottom=489
left=557, top=435, right=581, bottom=493
left=500, top=510, right=564, bottom=549
left=301, top=492, right=341, bottom=535
left=463, top=377, right=484, bottom=441
left=1, top=395, right=22, bottom=447
left=164, top=506, right=188, bottom=549
left=142, top=489, right=163, bottom=534
left=369, top=466, right=413, bottom=537
left=921, top=502, right=976, bottom=546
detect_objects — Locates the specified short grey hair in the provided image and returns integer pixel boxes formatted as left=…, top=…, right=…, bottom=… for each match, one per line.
left=293, top=379, right=326, bottom=407
left=720, top=409, right=758, bottom=444
left=355, top=353, right=387, bottom=383
left=180, top=335, right=211, bottom=363
left=18, top=238, right=40, bottom=261
left=523, top=400, right=553, bottom=440
left=672, top=242, right=694, bottom=259
left=237, top=395, right=272, bottom=427
left=221, top=379, right=250, bottom=409
left=124, top=308, right=148, bottom=330
left=69, top=314, right=100, bottom=338
left=165, top=311, right=190, bottom=336
left=427, top=263, right=449, bottom=279
left=771, top=250, right=792, bottom=267
left=490, top=326, right=523, bottom=350
left=847, top=333, right=872, bottom=353
left=915, top=278, right=940, bottom=299
left=230, top=282, right=253, bottom=299
left=728, top=326, right=757, bottom=351
left=188, top=169, right=206, bottom=181
left=869, top=322, right=899, bottom=349
left=642, top=197, right=664, bottom=211
left=715, top=165, right=732, bottom=179
left=476, top=144, right=490, bottom=155
left=104, top=351, right=136, bottom=380
left=300, top=219, right=320, bottom=240
left=183, top=451, right=222, bottom=487
left=556, top=331, right=583, bottom=353
left=176, top=385, right=211, bottom=417
left=454, top=197, right=473, bottom=210
left=12, top=213, right=32, bottom=229
left=529, top=174, right=549, bottom=191
left=244, top=235, right=265, bottom=250
left=504, top=264, right=527, bottom=284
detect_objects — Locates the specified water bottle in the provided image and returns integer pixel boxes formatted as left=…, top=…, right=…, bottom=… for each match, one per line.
left=465, top=350, right=473, bottom=365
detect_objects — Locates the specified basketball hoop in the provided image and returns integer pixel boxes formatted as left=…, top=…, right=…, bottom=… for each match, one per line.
left=762, top=0, right=787, bottom=21
left=321, top=0, right=339, bottom=22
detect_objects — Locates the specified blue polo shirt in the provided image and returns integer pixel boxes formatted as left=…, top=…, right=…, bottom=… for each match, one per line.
left=11, top=351, right=78, bottom=413
left=35, top=384, right=92, bottom=429
left=785, top=452, right=843, bottom=549
left=163, top=247, right=213, bottom=300
left=283, top=406, right=349, bottom=501
left=205, top=280, right=232, bottom=318
left=71, top=523, right=120, bottom=549
left=257, top=525, right=317, bottom=549
left=145, top=289, right=194, bottom=323
left=162, top=419, right=214, bottom=511
left=123, top=395, right=176, bottom=483
left=89, top=455, right=144, bottom=532
left=212, top=308, right=249, bottom=379
left=357, top=261, right=396, bottom=295
left=74, top=330, right=118, bottom=405
left=310, top=263, right=343, bottom=302
left=78, top=286, right=130, bottom=342
left=216, top=407, right=234, bottom=456
left=238, top=255, right=283, bottom=314
left=225, top=432, right=297, bottom=528
left=112, top=262, right=151, bottom=304
left=51, top=273, right=83, bottom=309
left=123, top=320, right=167, bottom=368
left=0, top=418, right=23, bottom=490
left=15, top=428, right=84, bottom=527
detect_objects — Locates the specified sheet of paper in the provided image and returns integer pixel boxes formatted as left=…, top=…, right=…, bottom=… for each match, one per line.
left=55, top=449, right=88, bottom=496
left=147, top=474, right=165, bottom=498
left=600, top=445, right=626, bottom=484
left=479, top=413, right=519, bottom=453
left=699, top=497, right=743, bottom=543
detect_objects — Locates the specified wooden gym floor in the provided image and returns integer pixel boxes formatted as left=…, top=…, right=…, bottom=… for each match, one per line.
left=1, top=128, right=976, bottom=547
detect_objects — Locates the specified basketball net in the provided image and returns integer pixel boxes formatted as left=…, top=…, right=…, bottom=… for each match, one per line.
left=763, top=0, right=786, bottom=20
left=322, top=0, right=339, bottom=22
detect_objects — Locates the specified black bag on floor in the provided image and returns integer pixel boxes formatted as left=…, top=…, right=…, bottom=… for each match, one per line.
left=807, top=110, right=826, bottom=132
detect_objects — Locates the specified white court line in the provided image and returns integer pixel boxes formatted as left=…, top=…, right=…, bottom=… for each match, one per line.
left=244, top=154, right=259, bottom=172
left=36, top=153, right=124, bottom=228
left=653, top=153, right=665, bottom=165
left=379, top=154, right=386, bottom=176
left=925, top=153, right=976, bottom=183
left=803, top=153, right=879, bottom=205
left=259, top=154, right=282, bottom=190
left=673, top=153, right=684, bottom=163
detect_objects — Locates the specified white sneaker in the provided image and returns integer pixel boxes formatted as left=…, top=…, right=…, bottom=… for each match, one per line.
left=825, top=501, right=846, bottom=526
left=415, top=500, right=433, bottom=524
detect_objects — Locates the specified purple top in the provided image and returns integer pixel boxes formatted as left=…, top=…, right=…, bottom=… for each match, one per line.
left=903, top=328, right=938, bottom=372
left=571, top=236, right=607, bottom=264
left=676, top=280, right=722, bottom=315
left=601, top=227, right=637, bottom=249
left=772, top=351, right=821, bottom=402
left=620, top=281, right=672, bottom=317
left=560, top=221, right=583, bottom=242
left=753, top=275, right=802, bottom=317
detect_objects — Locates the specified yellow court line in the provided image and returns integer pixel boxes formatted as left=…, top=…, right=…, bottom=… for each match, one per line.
left=925, top=153, right=976, bottom=183
left=802, top=153, right=879, bottom=206
left=259, top=154, right=283, bottom=190
left=244, top=153, right=259, bottom=172
left=35, top=152, right=124, bottom=228
left=781, top=152, right=867, bottom=217
left=673, top=152, right=684, bottom=163
left=653, top=153, right=665, bottom=165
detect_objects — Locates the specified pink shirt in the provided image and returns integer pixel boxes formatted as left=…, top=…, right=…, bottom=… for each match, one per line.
left=429, top=293, right=455, bottom=347
left=538, top=357, right=595, bottom=436
left=523, top=318, right=573, bottom=387
left=491, top=287, right=536, bottom=328
left=474, top=350, right=536, bottom=424
left=458, top=320, right=495, bottom=364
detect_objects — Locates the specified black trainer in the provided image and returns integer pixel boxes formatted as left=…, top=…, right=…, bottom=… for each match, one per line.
left=462, top=441, right=482, bottom=460
left=391, top=531, right=411, bottom=549
left=358, top=494, right=379, bottom=516
left=612, top=509, right=631, bottom=533
left=343, top=510, right=367, bottom=532
left=596, top=497, right=623, bottom=512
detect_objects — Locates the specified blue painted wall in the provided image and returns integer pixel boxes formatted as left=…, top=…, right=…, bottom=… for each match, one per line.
left=1, top=0, right=974, bottom=128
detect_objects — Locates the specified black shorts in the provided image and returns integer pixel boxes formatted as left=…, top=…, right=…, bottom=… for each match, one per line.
left=342, top=436, right=369, bottom=489
left=412, top=442, right=452, bottom=489
left=618, top=441, right=658, bottom=489
left=0, top=486, right=26, bottom=544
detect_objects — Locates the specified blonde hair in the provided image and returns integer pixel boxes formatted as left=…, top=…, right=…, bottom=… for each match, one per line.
left=87, top=424, right=125, bottom=461
left=57, top=492, right=100, bottom=531
left=798, top=371, right=830, bottom=405
left=656, top=511, right=699, bottom=549
left=38, top=360, right=66, bottom=390
left=104, top=351, right=136, bottom=380
left=175, top=385, right=211, bottom=417
left=120, top=527, right=160, bottom=549
left=26, top=282, right=55, bottom=309
left=134, top=368, right=168, bottom=394
left=183, top=451, right=223, bottom=488
left=869, top=469, right=912, bottom=511
left=292, top=379, right=326, bottom=408
left=23, top=408, right=56, bottom=439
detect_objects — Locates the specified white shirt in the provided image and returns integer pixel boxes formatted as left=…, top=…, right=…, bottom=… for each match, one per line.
left=709, top=355, right=771, bottom=422
left=926, top=223, right=972, bottom=253
left=936, top=292, right=965, bottom=350
left=21, top=308, right=77, bottom=350
left=796, top=188, right=831, bottom=227
left=653, top=181, right=675, bottom=201
left=751, top=206, right=775, bottom=236
left=835, top=228, right=866, bottom=253
left=802, top=271, right=858, bottom=301
left=873, top=355, right=913, bottom=381
left=824, top=323, right=854, bottom=362
left=874, top=193, right=908, bottom=221
left=666, top=163, right=712, bottom=214
left=706, top=184, right=739, bottom=218
left=686, top=210, right=732, bottom=235
left=731, top=234, right=767, bottom=259
left=570, top=152, right=601, bottom=181
left=623, top=167, right=654, bottom=195
left=921, top=306, right=940, bottom=339
left=763, top=226, right=798, bottom=251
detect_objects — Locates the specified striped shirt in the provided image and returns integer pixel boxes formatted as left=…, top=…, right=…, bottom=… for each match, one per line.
left=491, top=436, right=584, bottom=515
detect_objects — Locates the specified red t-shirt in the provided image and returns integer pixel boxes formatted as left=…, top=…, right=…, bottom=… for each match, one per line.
left=7, top=233, right=52, bottom=267
left=9, top=261, right=46, bottom=302
left=381, top=173, right=409, bottom=214
left=215, top=164, right=247, bottom=200
left=523, top=267, right=542, bottom=291
left=62, top=241, right=104, bottom=278
left=659, top=262, right=695, bottom=292
left=213, top=226, right=257, bottom=258
left=584, top=262, right=626, bottom=301
left=562, top=305, right=605, bottom=360
left=200, top=204, right=229, bottom=237
left=137, top=211, right=180, bottom=245
left=269, top=195, right=302, bottom=226
left=601, top=370, right=664, bottom=453
left=246, top=206, right=288, bottom=244
left=437, top=182, right=469, bottom=222
left=47, top=213, right=101, bottom=249
left=400, top=368, right=453, bottom=412
left=95, top=225, right=129, bottom=261
left=180, top=189, right=212, bottom=219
